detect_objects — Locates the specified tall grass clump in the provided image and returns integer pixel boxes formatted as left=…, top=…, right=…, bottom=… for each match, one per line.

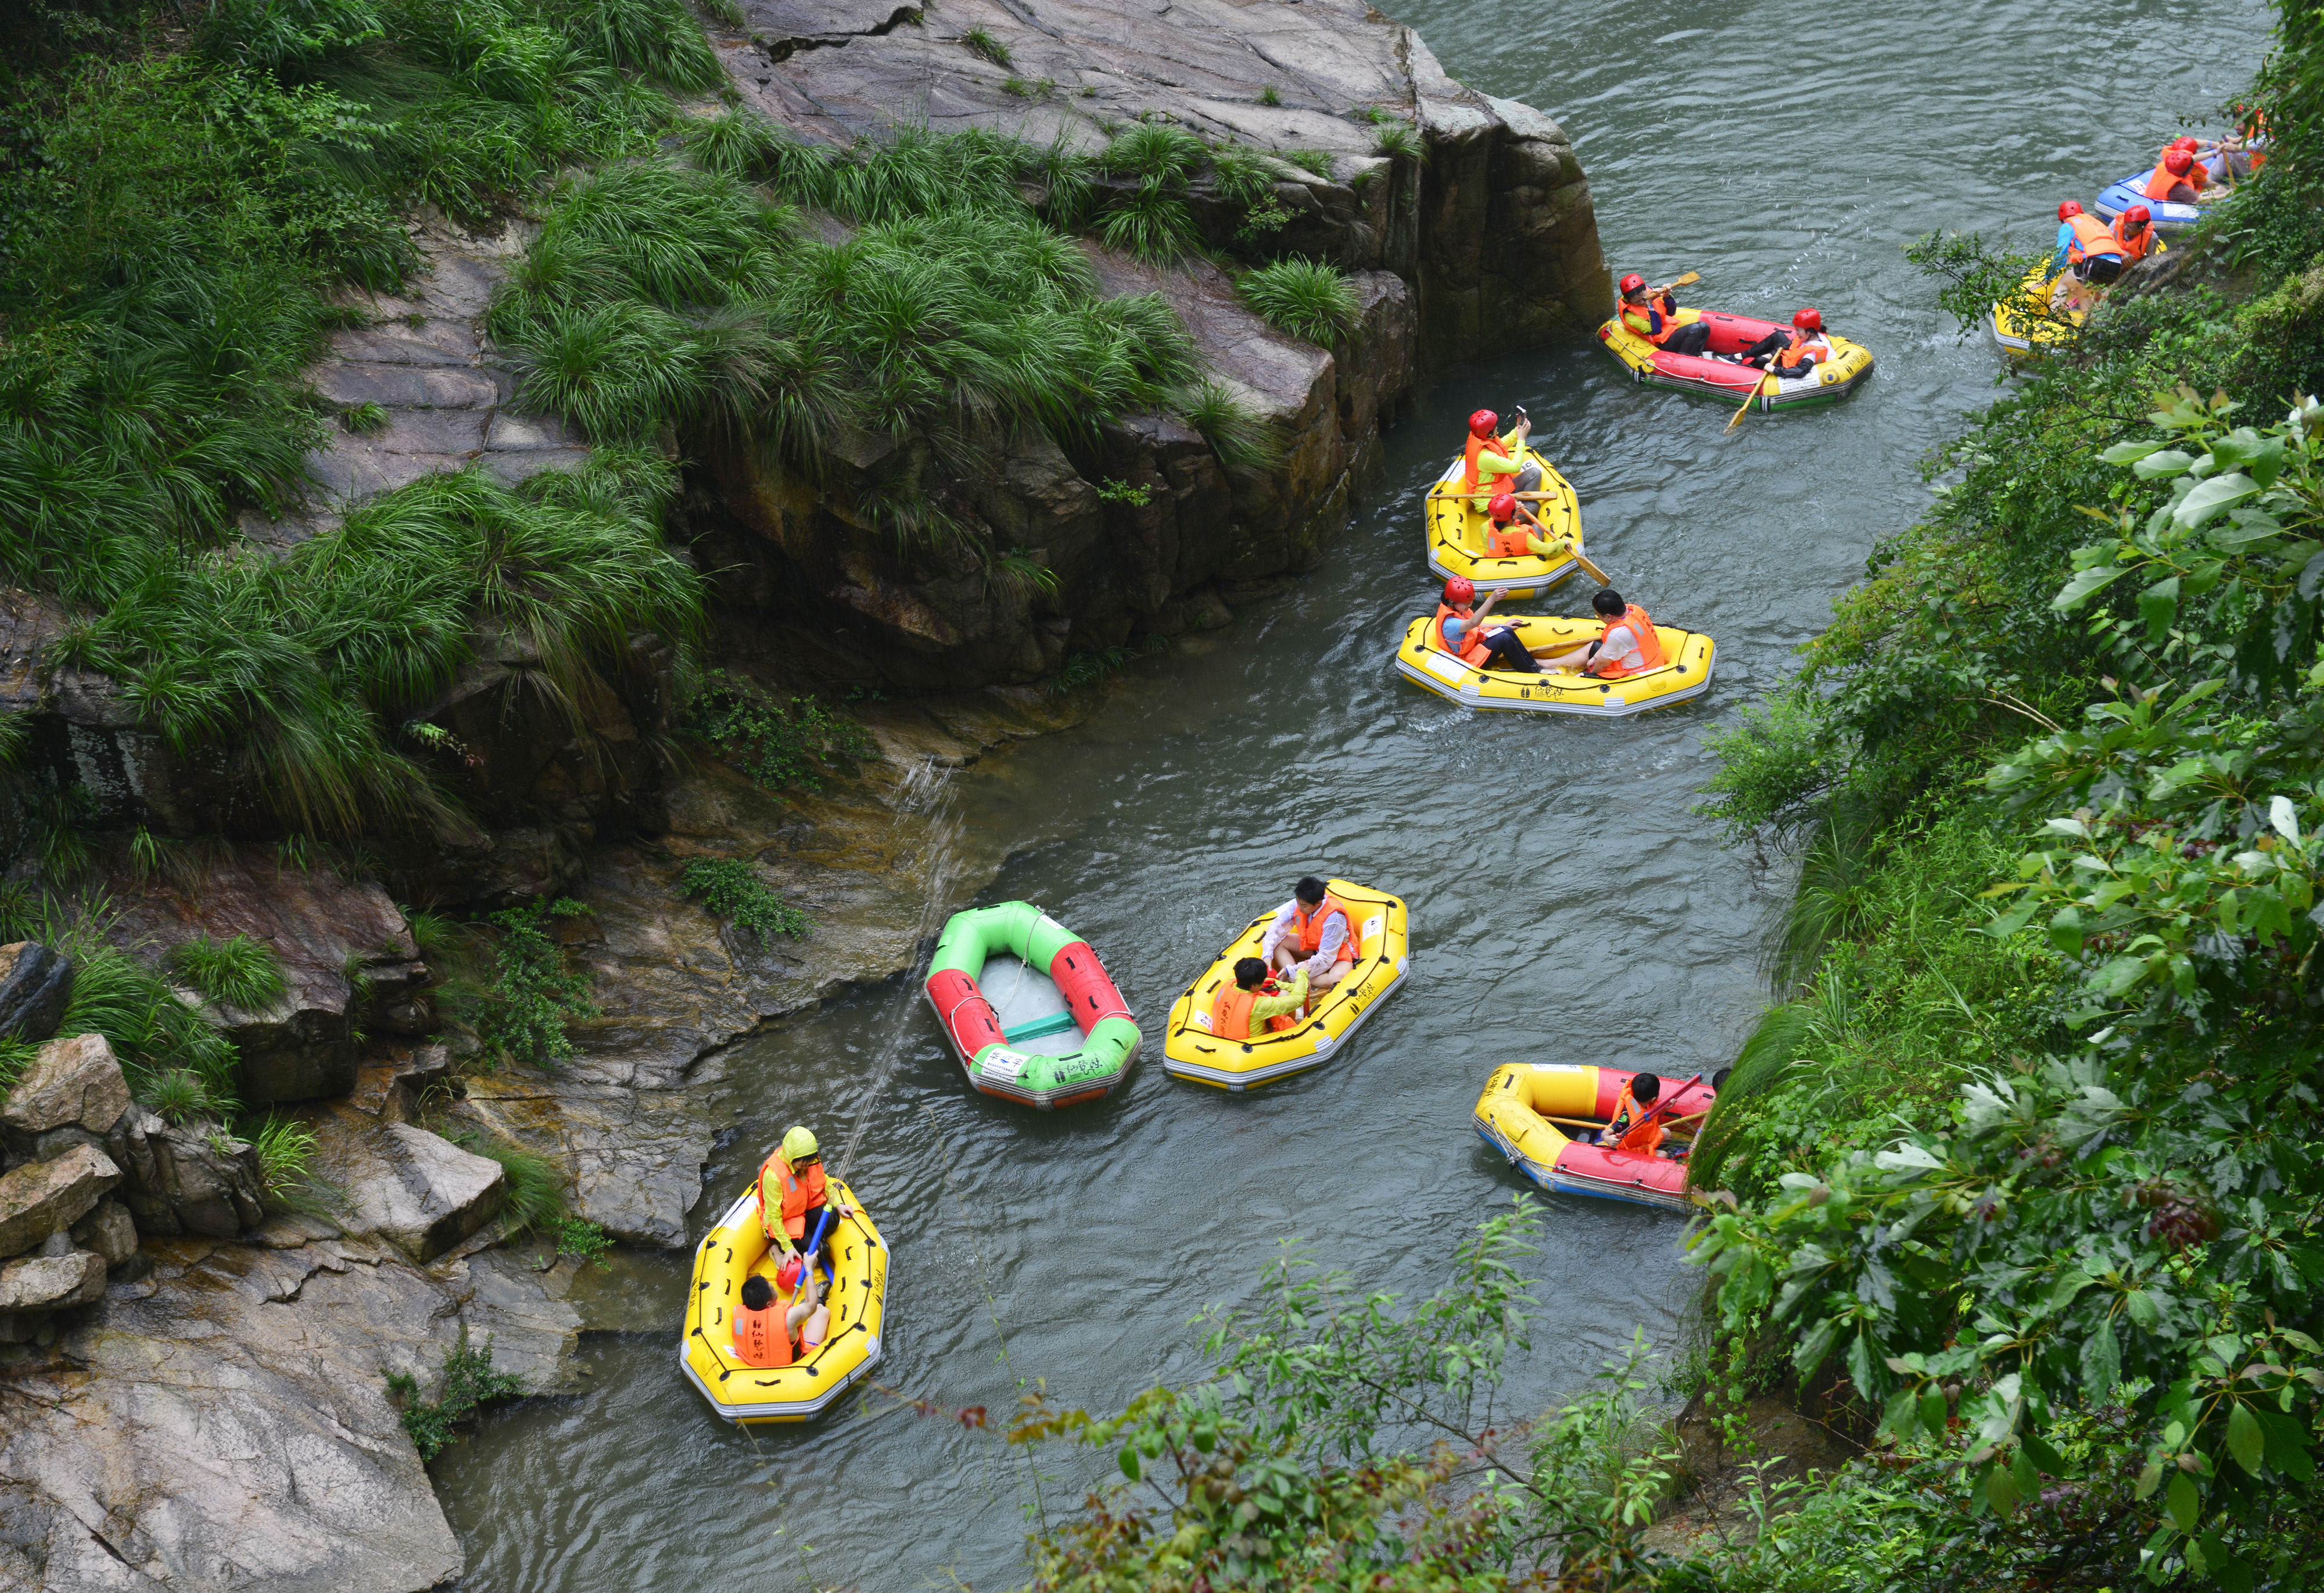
left=168, top=933, right=290, bottom=1011
left=456, top=1130, right=566, bottom=1232
left=1236, top=259, right=1360, bottom=345
left=1180, top=377, right=1283, bottom=471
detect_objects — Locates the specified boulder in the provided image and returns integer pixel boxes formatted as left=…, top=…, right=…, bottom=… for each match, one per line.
left=102, top=843, right=428, bottom=1105
left=0, top=1030, right=131, bottom=1139
left=314, top=1114, right=508, bottom=1261
left=0, top=1249, right=106, bottom=1312
left=69, top=1197, right=138, bottom=1267
left=0, top=942, right=73, bottom=1044
left=0, top=1142, right=120, bottom=1258
left=105, top=1106, right=266, bottom=1239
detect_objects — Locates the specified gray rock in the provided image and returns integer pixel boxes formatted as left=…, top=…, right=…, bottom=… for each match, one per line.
left=0, top=1248, right=106, bottom=1312
left=0, top=1143, right=120, bottom=1259
left=315, top=1115, right=508, bottom=1261
left=0, top=941, right=73, bottom=1044
left=70, top=1197, right=138, bottom=1267
left=1, top=1030, right=132, bottom=1138
left=105, top=1107, right=266, bottom=1240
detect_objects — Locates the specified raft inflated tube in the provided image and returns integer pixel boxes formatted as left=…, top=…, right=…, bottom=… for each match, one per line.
left=1424, top=447, right=1587, bottom=599
left=680, top=1176, right=888, bottom=1423
left=1393, top=613, right=1715, bottom=716
left=2092, top=171, right=2215, bottom=234
left=1595, top=307, right=1873, bottom=411
left=1471, top=1063, right=1719, bottom=1213
left=1163, top=880, right=1409, bottom=1091
left=924, top=901, right=1140, bottom=1109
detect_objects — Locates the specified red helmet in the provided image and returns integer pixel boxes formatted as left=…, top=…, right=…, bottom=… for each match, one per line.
left=2164, top=147, right=2194, bottom=175
left=1442, top=576, right=1476, bottom=606
left=1792, top=307, right=1823, bottom=333
left=2123, top=203, right=2152, bottom=230
left=1619, top=271, right=1647, bottom=295
left=2057, top=200, right=2083, bottom=220
left=2170, top=135, right=2200, bottom=152
left=1487, top=492, right=1517, bottom=522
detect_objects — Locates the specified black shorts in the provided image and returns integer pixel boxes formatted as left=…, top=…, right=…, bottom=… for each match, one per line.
left=2074, top=255, right=2123, bottom=284
left=1664, top=322, right=1712, bottom=356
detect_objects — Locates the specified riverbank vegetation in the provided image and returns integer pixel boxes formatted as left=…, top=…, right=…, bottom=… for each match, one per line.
left=1662, top=3, right=2324, bottom=1588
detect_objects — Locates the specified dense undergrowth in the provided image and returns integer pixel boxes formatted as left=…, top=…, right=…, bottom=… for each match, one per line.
left=1652, top=4, right=2324, bottom=1588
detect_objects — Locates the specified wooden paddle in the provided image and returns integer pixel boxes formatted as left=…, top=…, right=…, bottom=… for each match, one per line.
left=1723, top=360, right=1773, bottom=432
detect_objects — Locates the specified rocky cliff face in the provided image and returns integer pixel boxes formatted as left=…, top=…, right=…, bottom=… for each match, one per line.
left=704, top=0, right=1605, bottom=689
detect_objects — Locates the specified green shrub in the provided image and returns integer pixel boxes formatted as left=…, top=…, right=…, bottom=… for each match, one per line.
left=167, top=933, right=289, bottom=1012
left=679, top=858, right=814, bottom=944
left=684, top=672, right=874, bottom=791
left=1179, top=376, right=1282, bottom=471
left=475, top=898, right=596, bottom=1070
left=385, top=1327, right=523, bottom=1460
left=554, top=1215, right=613, bottom=1267
left=1236, top=258, right=1360, bottom=345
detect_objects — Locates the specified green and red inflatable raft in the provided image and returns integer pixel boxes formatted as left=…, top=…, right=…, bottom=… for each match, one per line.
left=924, top=901, right=1141, bottom=1109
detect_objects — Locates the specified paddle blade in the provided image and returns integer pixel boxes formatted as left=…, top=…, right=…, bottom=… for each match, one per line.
left=1572, top=549, right=1611, bottom=585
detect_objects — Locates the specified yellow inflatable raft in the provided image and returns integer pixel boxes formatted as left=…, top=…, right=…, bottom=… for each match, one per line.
left=1472, top=1063, right=1720, bottom=1213
left=1392, top=614, right=1715, bottom=716
left=1163, top=880, right=1409, bottom=1091
left=1424, top=446, right=1587, bottom=599
left=680, top=1176, right=888, bottom=1424
left=1991, top=244, right=2164, bottom=358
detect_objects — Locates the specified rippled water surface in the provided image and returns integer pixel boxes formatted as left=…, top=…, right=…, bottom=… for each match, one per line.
left=435, top=2, right=2272, bottom=1584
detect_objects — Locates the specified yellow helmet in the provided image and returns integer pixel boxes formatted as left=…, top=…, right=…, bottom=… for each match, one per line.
left=781, top=1125, right=819, bottom=1162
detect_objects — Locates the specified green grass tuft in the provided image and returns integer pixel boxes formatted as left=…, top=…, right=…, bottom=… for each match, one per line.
left=1180, top=376, right=1283, bottom=471
left=167, top=933, right=289, bottom=1012
left=1370, top=123, right=1425, bottom=163
left=1237, top=258, right=1361, bottom=345
left=961, top=26, right=1011, bottom=66
left=145, top=1068, right=215, bottom=1125
left=249, top=1113, right=318, bottom=1190
left=457, top=1129, right=568, bottom=1233
left=1279, top=146, right=1338, bottom=180
left=1258, top=84, right=1282, bottom=106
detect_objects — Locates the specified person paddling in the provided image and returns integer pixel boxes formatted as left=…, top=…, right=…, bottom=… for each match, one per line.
left=1459, top=409, right=1541, bottom=507
left=758, top=1125, right=841, bottom=1269
left=1733, top=308, right=1831, bottom=377
left=1618, top=272, right=1712, bottom=356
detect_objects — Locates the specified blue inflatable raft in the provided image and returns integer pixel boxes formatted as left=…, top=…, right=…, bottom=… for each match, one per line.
left=2092, top=168, right=2217, bottom=235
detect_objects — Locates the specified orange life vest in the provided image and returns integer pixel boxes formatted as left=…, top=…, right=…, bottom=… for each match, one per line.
left=2110, top=215, right=2153, bottom=262
left=1602, top=1084, right=1666, bottom=1155
left=2065, top=213, right=2124, bottom=266
left=734, top=1301, right=792, bottom=1367
left=1594, top=604, right=1666, bottom=678
left=757, top=1154, right=827, bottom=1242
left=1620, top=299, right=1677, bottom=346
left=1211, top=979, right=1297, bottom=1040
left=1289, top=894, right=1358, bottom=964
left=1773, top=331, right=1828, bottom=374
left=1461, top=434, right=1514, bottom=497
left=2142, top=158, right=2203, bottom=202
left=1486, top=516, right=1538, bottom=557
left=1432, top=603, right=1495, bottom=668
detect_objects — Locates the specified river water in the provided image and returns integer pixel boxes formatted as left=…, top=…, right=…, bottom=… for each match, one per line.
left=433, top=2, right=2272, bottom=1585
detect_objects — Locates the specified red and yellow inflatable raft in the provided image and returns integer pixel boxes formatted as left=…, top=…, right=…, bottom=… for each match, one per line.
left=1471, top=1062, right=1721, bottom=1212
left=1596, top=308, right=1873, bottom=413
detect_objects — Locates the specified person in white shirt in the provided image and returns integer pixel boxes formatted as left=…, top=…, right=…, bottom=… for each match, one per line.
left=1260, top=876, right=1358, bottom=993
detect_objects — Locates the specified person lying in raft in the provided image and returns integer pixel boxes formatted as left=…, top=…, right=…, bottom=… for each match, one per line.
left=1594, top=1071, right=1671, bottom=1155
left=1461, top=409, right=1541, bottom=507
left=1211, top=956, right=1311, bottom=1039
left=1730, top=308, right=1830, bottom=378
left=731, top=1255, right=833, bottom=1368
left=1483, top=492, right=1565, bottom=559
left=1618, top=272, right=1712, bottom=356
left=1541, top=589, right=1665, bottom=678
left=1261, top=876, right=1359, bottom=993
left=1434, top=577, right=1544, bottom=674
